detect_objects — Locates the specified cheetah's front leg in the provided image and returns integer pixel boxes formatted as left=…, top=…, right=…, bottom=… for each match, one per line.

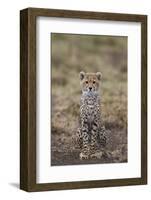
left=80, top=124, right=90, bottom=160
left=90, top=122, right=103, bottom=159
left=89, top=122, right=98, bottom=158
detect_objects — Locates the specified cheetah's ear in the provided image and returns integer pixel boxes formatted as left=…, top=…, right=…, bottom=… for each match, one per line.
left=79, top=71, right=85, bottom=80
left=96, top=72, right=102, bottom=81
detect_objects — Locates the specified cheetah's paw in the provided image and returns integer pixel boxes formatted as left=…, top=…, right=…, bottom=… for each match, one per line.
left=79, top=152, right=89, bottom=160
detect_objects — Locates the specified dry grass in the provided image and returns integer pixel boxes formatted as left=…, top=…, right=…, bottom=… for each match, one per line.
left=51, top=33, right=127, bottom=166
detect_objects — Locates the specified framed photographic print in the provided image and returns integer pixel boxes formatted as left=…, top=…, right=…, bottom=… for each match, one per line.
left=20, top=8, right=147, bottom=191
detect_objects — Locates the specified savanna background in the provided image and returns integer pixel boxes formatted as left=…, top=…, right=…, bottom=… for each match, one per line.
left=51, top=33, right=127, bottom=166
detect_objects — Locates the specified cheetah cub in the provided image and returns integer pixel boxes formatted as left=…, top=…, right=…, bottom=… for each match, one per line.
left=77, top=71, right=106, bottom=160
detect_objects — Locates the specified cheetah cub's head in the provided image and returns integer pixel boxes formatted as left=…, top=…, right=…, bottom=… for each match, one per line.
left=79, top=71, right=102, bottom=94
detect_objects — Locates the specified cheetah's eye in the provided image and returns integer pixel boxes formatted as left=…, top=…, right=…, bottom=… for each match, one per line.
left=93, top=81, right=96, bottom=84
left=85, top=81, right=88, bottom=84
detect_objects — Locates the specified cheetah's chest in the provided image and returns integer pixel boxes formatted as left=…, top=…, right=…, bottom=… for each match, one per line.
left=84, top=104, right=98, bottom=121
left=81, top=95, right=100, bottom=124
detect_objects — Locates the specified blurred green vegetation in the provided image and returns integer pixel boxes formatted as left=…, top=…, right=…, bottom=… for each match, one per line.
left=51, top=33, right=127, bottom=165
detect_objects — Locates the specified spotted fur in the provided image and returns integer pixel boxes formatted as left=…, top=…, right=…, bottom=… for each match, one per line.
left=76, top=71, right=106, bottom=159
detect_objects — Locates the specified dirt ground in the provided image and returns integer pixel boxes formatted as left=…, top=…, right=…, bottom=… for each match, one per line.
left=51, top=33, right=127, bottom=166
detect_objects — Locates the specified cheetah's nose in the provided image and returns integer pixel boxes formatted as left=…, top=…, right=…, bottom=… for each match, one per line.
left=89, top=87, right=92, bottom=91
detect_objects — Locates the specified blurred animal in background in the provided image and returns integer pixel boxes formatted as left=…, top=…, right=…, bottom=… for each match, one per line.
left=76, top=71, right=107, bottom=160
